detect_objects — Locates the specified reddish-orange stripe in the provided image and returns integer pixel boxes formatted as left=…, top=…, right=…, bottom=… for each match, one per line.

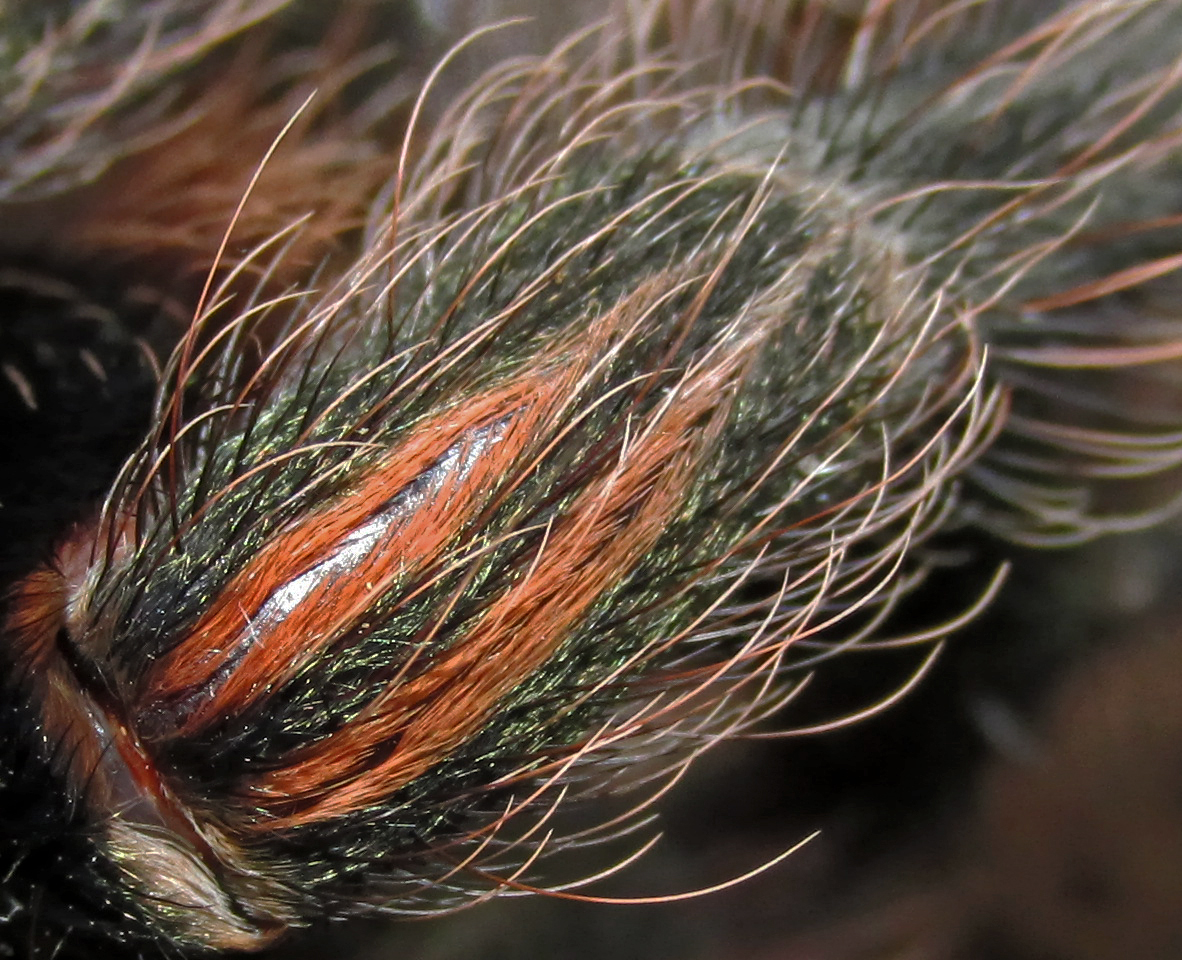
left=139, top=372, right=575, bottom=738
left=244, top=355, right=743, bottom=827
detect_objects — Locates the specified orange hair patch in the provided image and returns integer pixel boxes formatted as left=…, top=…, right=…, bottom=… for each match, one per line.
left=242, top=348, right=746, bottom=828
left=137, top=370, right=580, bottom=740
left=2, top=561, right=194, bottom=840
